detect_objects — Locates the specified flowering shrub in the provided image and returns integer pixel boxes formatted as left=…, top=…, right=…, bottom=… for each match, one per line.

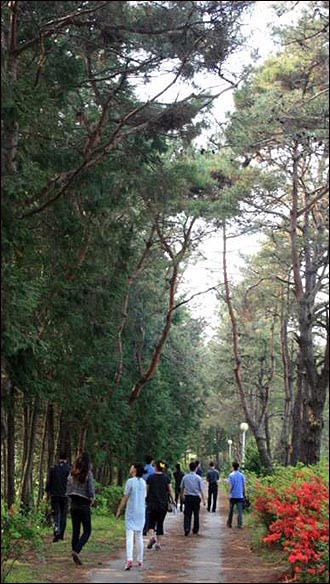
left=251, top=465, right=329, bottom=583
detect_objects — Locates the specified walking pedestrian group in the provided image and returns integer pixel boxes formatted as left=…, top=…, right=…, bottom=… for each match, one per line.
left=45, top=453, right=248, bottom=569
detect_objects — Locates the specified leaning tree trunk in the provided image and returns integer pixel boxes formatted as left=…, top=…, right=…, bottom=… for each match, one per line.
left=222, top=224, right=273, bottom=473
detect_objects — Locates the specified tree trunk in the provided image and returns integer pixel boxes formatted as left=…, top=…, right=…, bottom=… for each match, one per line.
left=56, top=409, right=72, bottom=462
left=276, top=304, right=294, bottom=465
left=290, top=352, right=303, bottom=465
left=297, top=303, right=328, bottom=464
left=78, top=425, right=87, bottom=453
left=37, top=404, right=48, bottom=507
left=20, top=398, right=39, bottom=508
left=6, top=385, right=16, bottom=508
left=117, top=465, right=123, bottom=486
left=289, top=156, right=329, bottom=463
left=47, top=403, right=55, bottom=474
left=21, top=402, right=30, bottom=481
left=264, top=415, right=272, bottom=459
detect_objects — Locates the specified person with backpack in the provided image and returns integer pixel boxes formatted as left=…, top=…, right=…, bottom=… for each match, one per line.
left=45, top=452, right=71, bottom=542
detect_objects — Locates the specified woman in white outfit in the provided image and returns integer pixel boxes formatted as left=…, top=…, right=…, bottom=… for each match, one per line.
left=116, top=463, right=146, bottom=570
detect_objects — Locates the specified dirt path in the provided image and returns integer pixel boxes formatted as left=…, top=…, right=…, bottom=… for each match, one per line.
left=86, top=488, right=284, bottom=584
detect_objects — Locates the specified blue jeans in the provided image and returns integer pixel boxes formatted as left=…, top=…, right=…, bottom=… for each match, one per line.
left=227, top=498, right=243, bottom=527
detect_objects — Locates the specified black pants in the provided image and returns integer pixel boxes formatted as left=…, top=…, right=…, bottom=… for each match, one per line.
left=184, top=495, right=200, bottom=534
left=143, top=505, right=149, bottom=536
left=175, top=486, right=183, bottom=511
left=70, top=501, right=92, bottom=553
left=207, top=483, right=218, bottom=512
left=51, top=496, right=68, bottom=539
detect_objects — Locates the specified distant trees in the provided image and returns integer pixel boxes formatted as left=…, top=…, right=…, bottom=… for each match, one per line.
left=210, top=1, right=329, bottom=467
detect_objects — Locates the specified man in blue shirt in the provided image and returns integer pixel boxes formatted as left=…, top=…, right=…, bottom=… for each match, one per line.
left=227, top=461, right=246, bottom=528
left=181, top=461, right=206, bottom=536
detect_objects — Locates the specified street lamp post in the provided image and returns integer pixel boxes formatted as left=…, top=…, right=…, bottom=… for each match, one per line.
left=240, top=423, right=249, bottom=467
left=227, top=439, right=232, bottom=460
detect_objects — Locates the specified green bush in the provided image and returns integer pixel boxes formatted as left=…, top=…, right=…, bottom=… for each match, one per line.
left=1, top=501, right=44, bottom=583
left=93, top=485, right=124, bottom=515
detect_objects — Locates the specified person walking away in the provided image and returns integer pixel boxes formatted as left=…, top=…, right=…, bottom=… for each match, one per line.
left=164, top=462, right=172, bottom=482
left=66, top=451, right=95, bottom=565
left=116, top=463, right=146, bottom=570
left=206, top=461, right=219, bottom=512
left=142, top=455, right=155, bottom=536
left=146, top=460, right=175, bottom=551
left=45, top=451, right=71, bottom=542
left=173, top=463, right=184, bottom=511
left=227, top=461, right=246, bottom=528
left=195, top=459, right=203, bottom=477
left=181, top=461, right=206, bottom=536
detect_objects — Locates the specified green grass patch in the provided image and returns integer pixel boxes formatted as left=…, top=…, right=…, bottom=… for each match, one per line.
left=4, top=512, right=125, bottom=583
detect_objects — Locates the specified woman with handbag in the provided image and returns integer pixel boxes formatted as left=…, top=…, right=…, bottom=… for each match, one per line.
left=145, top=460, right=175, bottom=550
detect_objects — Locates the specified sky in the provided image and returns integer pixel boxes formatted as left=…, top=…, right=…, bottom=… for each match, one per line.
left=137, top=1, right=304, bottom=338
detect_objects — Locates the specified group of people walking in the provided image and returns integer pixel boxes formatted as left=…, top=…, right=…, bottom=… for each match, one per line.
left=116, top=456, right=246, bottom=570
left=46, top=452, right=246, bottom=569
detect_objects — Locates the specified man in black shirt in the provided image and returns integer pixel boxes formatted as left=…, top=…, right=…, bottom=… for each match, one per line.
left=146, top=460, right=175, bottom=550
left=173, top=463, right=184, bottom=511
left=45, top=452, right=71, bottom=542
left=206, top=461, right=219, bottom=512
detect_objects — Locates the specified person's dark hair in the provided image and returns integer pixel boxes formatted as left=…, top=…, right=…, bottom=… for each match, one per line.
left=175, top=463, right=181, bottom=470
left=232, top=461, right=239, bottom=470
left=155, top=459, right=166, bottom=472
left=209, top=461, right=214, bottom=467
left=133, top=463, right=144, bottom=479
left=71, top=452, right=90, bottom=483
left=59, top=451, right=67, bottom=460
left=145, top=455, right=153, bottom=465
left=189, top=461, right=197, bottom=471
left=195, top=459, right=200, bottom=465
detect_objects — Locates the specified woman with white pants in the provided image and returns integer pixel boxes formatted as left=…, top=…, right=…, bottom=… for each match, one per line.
left=116, top=463, right=146, bottom=570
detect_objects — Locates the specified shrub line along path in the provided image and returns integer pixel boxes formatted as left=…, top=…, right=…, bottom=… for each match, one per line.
left=87, top=488, right=284, bottom=584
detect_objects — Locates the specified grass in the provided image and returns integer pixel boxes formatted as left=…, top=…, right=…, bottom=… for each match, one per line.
left=4, top=512, right=125, bottom=583
left=245, top=512, right=287, bottom=568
